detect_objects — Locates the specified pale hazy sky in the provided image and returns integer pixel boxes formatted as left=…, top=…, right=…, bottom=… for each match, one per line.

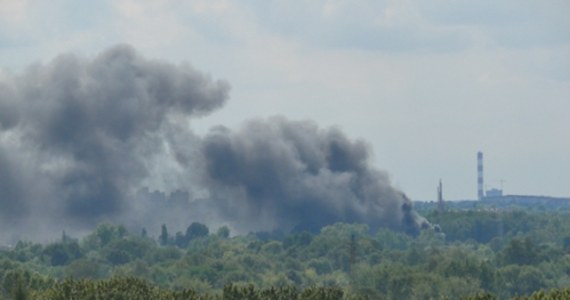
left=1, top=0, right=569, bottom=200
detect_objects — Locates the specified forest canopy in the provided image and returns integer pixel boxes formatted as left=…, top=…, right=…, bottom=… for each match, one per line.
left=3, top=206, right=570, bottom=299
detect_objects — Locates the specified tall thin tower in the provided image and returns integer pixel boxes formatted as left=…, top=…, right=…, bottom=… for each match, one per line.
left=437, top=179, right=444, bottom=213
left=477, top=152, right=484, bottom=200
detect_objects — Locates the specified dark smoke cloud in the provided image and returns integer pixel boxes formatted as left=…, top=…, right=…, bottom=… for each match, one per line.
left=0, top=150, right=27, bottom=220
left=0, top=45, right=428, bottom=243
left=201, top=117, right=429, bottom=234
left=0, top=45, right=229, bottom=240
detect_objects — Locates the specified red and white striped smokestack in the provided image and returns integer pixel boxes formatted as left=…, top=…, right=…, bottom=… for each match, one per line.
left=477, top=152, right=484, bottom=200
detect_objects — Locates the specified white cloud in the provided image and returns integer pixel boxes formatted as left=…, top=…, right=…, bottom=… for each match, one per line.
left=0, top=0, right=29, bottom=23
left=234, top=0, right=472, bottom=52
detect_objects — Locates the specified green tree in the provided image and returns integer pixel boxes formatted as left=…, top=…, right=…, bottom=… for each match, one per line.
left=64, top=259, right=101, bottom=279
left=186, top=222, right=209, bottom=241
left=174, top=231, right=187, bottom=248
left=498, top=265, right=546, bottom=297
left=82, top=224, right=129, bottom=251
left=500, top=237, right=538, bottom=265
left=42, top=241, right=82, bottom=266
left=159, top=224, right=169, bottom=246
left=217, top=226, right=230, bottom=239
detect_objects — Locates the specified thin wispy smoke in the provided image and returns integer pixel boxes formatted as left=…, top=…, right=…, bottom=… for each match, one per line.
left=0, top=45, right=428, bottom=243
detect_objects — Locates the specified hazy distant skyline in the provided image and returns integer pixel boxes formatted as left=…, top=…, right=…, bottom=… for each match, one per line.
left=1, top=0, right=569, bottom=201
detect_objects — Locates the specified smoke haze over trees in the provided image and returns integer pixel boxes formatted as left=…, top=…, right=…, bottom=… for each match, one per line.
left=0, top=45, right=427, bottom=243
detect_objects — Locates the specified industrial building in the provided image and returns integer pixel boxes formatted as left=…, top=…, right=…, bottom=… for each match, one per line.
left=475, top=151, right=570, bottom=207
left=417, top=152, right=570, bottom=210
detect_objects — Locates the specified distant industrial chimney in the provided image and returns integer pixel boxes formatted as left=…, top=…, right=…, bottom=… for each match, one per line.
left=477, top=152, right=484, bottom=200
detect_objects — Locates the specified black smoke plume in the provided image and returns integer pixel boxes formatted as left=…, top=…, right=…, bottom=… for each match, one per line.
left=201, top=118, right=429, bottom=235
left=0, top=45, right=428, bottom=243
left=0, top=45, right=229, bottom=241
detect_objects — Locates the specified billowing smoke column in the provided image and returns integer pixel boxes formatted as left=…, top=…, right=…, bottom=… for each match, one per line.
left=201, top=118, right=430, bottom=235
left=0, top=45, right=229, bottom=239
left=0, top=45, right=428, bottom=242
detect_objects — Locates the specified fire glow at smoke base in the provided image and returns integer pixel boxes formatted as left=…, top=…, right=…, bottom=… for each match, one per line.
left=0, top=45, right=429, bottom=242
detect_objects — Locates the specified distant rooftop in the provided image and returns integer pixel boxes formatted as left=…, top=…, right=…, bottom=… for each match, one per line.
left=415, top=194, right=570, bottom=211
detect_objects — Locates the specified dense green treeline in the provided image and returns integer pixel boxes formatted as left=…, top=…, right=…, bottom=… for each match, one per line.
left=3, top=208, right=570, bottom=299
left=5, top=277, right=570, bottom=299
left=8, top=277, right=353, bottom=300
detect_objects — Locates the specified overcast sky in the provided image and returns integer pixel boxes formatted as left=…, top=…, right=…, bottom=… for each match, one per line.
left=1, top=0, right=569, bottom=201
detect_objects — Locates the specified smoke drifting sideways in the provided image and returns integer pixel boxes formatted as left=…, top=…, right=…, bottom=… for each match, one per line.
left=0, top=45, right=429, bottom=244
left=201, top=118, right=430, bottom=235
